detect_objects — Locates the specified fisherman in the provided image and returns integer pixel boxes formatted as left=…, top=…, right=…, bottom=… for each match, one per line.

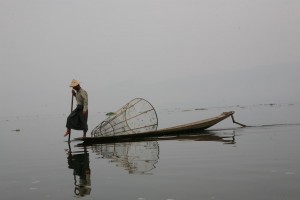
left=65, top=79, right=88, bottom=138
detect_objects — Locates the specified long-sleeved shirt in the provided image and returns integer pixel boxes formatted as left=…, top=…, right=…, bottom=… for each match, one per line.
left=76, top=88, right=88, bottom=112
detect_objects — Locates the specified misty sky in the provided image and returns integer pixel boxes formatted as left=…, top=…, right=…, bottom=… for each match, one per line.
left=1, top=0, right=300, bottom=118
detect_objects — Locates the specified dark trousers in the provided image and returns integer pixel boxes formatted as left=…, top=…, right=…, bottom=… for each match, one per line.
left=66, top=105, right=88, bottom=132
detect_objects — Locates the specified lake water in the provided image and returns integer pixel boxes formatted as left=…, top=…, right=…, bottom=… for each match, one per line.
left=1, top=103, right=300, bottom=200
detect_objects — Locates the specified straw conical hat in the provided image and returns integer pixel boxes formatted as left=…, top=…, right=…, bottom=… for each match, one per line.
left=69, top=79, right=80, bottom=87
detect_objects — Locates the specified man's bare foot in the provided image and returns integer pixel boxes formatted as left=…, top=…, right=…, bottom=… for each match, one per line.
left=64, top=131, right=70, bottom=137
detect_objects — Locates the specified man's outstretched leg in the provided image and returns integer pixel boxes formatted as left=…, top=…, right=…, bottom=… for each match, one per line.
left=64, top=129, right=71, bottom=137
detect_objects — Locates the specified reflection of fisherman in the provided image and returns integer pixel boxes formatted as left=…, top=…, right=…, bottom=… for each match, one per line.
left=67, top=148, right=91, bottom=197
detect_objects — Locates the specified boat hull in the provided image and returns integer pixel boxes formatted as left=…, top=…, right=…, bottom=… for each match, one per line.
left=75, top=111, right=234, bottom=144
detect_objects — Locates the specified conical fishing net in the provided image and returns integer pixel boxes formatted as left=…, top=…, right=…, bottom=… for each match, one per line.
left=91, top=98, right=158, bottom=137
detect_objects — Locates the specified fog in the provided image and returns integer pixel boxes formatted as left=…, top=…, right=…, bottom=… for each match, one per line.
left=1, top=0, right=299, bottom=118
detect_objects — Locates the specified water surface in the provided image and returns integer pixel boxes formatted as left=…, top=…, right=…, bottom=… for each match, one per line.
left=1, top=104, right=299, bottom=199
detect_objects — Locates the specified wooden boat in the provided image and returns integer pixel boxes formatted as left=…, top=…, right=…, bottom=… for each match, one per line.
left=75, top=111, right=244, bottom=144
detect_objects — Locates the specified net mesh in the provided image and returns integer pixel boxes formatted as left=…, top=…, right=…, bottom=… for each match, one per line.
left=91, top=98, right=158, bottom=137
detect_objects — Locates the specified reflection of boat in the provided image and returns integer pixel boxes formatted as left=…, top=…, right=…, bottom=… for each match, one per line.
left=91, top=141, right=159, bottom=174
left=77, top=132, right=235, bottom=174
left=150, top=131, right=236, bottom=145
left=76, top=111, right=243, bottom=144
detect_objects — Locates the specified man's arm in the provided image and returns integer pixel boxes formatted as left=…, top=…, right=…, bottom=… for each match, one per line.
left=82, top=90, right=88, bottom=114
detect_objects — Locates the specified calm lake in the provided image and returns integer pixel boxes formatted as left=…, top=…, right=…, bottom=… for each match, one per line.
left=1, top=103, right=300, bottom=200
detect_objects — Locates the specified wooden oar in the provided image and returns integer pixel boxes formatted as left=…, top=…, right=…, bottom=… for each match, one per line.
left=68, top=93, right=74, bottom=142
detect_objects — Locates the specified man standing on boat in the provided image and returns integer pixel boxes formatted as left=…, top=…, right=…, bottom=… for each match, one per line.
left=65, top=79, right=88, bottom=138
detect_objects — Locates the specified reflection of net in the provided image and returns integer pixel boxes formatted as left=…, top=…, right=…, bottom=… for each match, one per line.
left=91, top=98, right=158, bottom=137
left=91, top=141, right=159, bottom=174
